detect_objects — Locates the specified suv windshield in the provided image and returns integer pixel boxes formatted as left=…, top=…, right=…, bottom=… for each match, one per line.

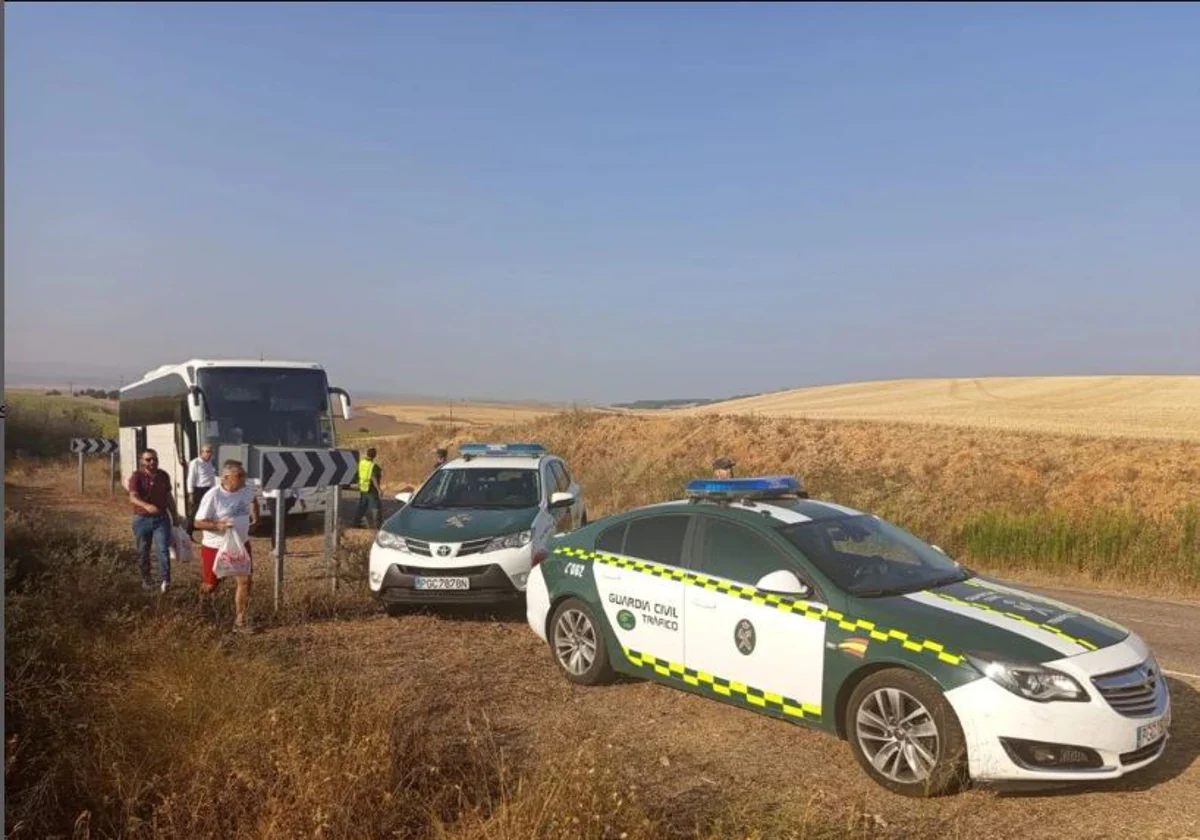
left=411, top=468, right=540, bottom=510
left=777, top=515, right=969, bottom=597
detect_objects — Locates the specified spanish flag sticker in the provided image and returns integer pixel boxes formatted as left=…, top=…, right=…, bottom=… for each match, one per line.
left=838, top=637, right=869, bottom=659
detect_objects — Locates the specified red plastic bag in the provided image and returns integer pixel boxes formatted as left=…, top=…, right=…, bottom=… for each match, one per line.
left=214, top=527, right=252, bottom=578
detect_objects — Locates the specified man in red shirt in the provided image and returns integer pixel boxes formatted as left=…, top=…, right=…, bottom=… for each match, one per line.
left=128, top=448, right=178, bottom=592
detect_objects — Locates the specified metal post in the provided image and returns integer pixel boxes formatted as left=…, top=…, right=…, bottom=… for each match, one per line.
left=273, top=491, right=285, bottom=613
left=324, top=485, right=336, bottom=591
left=110, top=451, right=118, bottom=495
left=78, top=452, right=85, bottom=494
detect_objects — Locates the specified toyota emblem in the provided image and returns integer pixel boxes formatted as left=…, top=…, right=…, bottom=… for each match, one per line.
left=436, top=545, right=452, bottom=557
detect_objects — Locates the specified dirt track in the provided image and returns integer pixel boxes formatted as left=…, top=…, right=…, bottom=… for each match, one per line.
left=7, top=471, right=1200, bottom=839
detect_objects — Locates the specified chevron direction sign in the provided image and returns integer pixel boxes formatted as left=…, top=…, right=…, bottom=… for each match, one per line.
left=70, top=438, right=118, bottom=455
left=260, top=449, right=358, bottom=492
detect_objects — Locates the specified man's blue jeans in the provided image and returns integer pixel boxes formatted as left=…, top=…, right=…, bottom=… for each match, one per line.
left=133, top=514, right=172, bottom=585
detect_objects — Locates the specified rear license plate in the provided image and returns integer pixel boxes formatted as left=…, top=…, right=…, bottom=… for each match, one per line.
left=414, top=576, right=469, bottom=591
left=1137, top=711, right=1170, bottom=749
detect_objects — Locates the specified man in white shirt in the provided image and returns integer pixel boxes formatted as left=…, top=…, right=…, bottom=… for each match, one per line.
left=186, top=444, right=218, bottom=537
left=193, top=459, right=259, bottom=632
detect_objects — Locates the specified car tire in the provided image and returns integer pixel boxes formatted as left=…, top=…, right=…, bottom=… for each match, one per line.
left=846, top=668, right=969, bottom=797
left=549, top=597, right=614, bottom=686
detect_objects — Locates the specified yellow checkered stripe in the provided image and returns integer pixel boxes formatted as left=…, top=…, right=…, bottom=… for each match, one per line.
left=930, top=589, right=1099, bottom=652
left=553, top=547, right=965, bottom=666
left=624, top=647, right=823, bottom=721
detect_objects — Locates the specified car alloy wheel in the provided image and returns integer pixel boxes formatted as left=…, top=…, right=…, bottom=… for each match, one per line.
left=855, top=687, right=941, bottom=784
left=554, top=608, right=598, bottom=676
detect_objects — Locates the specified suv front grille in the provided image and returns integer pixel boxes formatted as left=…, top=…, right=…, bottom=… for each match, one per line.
left=396, top=564, right=492, bottom=577
left=405, top=538, right=433, bottom=557
left=403, top=537, right=491, bottom=558
left=1092, top=661, right=1164, bottom=718
left=457, top=537, right=492, bottom=557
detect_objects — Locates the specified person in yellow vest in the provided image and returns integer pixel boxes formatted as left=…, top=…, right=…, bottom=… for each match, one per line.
left=352, top=447, right=383, bottom=529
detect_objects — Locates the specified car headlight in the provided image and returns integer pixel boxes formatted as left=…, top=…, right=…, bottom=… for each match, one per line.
left=966, top=653, right=1088, bottom=703
left=375, top=532, right=409, bottom=552
left=484, top=530, right=532, bottom=552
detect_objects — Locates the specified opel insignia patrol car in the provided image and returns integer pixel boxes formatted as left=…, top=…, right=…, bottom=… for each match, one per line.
left=369, top=443, right=586, bottom=610
left=527, top=476, right=1171, bottom=796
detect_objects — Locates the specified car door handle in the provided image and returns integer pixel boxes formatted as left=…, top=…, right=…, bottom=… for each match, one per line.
left=691, top=598, right=717, bottom=609
left=600, top=569, right=622, bottom=580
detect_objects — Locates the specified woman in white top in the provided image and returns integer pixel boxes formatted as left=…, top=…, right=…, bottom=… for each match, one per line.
left=193, top=459, right=259, bottom=632
left=186, top=444, right=218, bottom=536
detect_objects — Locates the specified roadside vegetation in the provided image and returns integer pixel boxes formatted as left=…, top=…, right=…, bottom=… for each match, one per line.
left=372, top=412, right=1200, bottom=594
left=4, top=505, right=896, bottom=840
left=4, top=390, right=119, bottom=458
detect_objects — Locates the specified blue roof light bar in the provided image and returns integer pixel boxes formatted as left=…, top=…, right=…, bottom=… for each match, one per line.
left=459, top=442, right=547, bottom=459
left=685, top=475, right=803, bottom=500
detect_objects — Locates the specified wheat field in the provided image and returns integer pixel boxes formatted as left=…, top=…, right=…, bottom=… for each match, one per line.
left=677, top=375, right=1200, bottom=442
left=362, top=399, right=571, bottom=428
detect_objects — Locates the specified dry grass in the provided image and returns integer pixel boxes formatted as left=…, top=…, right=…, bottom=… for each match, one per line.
left=5, top=504, right=895, bottom=840
left=368, top=411, right=1200, bottom=593
left=677, top=376, right=1200, bottom=442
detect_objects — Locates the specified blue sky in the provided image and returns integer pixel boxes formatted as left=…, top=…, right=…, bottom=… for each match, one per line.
left=6, top=3, right=1198, bottom=402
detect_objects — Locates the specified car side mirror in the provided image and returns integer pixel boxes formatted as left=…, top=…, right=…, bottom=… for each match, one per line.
left=549, top=491, right=575, bottom=510
left=395, top=491, right=413, bottom=504
left=755, top=570, right=813, bottom=600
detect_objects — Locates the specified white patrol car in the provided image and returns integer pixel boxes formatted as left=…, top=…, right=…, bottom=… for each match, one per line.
left=368, top=443, right=586, bottom=611
left=529, top=476, right=1171, bottom=796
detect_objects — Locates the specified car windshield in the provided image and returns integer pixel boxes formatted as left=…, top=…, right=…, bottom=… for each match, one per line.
left=776, top=515, right=969, bottom=597
left=410, top=467, right=540, bottom=510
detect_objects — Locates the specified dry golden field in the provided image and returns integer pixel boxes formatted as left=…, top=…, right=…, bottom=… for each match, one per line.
left=678, top=376, right=1200, bottom=442
left=362, top=398, right=579, bottom=428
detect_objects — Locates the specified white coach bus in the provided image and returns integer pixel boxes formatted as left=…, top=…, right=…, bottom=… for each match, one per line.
left=118, top=359, right=353, bottom=524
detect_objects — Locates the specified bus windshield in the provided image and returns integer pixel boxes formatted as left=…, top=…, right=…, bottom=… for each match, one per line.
left=198, top=368, right=332, bottom=448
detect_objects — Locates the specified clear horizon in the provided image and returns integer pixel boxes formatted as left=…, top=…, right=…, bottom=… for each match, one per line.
left=7, top=4, right=1199, bottom=403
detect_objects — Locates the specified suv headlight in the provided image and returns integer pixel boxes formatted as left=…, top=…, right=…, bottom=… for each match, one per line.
left=966, top=653, right=1088, bottom=703
left=484, top=530, right=532, bottom=552
left=375, top=532, right=409, bottom=552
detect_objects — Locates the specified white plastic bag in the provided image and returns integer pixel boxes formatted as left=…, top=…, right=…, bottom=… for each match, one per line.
left=214, top=527, right=252, bottom=578
left=169, top=526, right=193, bottom=563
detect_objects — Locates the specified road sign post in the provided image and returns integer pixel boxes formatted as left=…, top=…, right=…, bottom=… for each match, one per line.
left=70, top=439, right=118, bottom=495
left=259, top=448, right=357, bottom=611
left=273, top=491, right=286, bottom=613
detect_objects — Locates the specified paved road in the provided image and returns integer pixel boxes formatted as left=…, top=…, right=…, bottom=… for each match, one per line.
left=1029, top=584, right=1200, bottom=680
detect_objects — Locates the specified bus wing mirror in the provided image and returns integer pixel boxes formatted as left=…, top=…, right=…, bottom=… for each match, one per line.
left=187, top=388, right=205, bottom=423
left=330, top=388, right=352, bottom=421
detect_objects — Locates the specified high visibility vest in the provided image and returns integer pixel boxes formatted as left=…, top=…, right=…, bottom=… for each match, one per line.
left=358, top=458, right=375, bottom=492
